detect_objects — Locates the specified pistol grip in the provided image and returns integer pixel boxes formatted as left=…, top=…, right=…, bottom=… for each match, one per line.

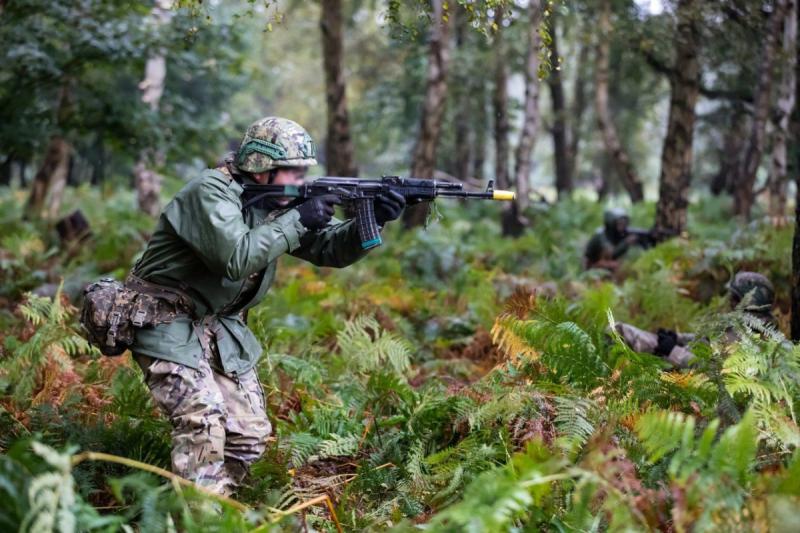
left=355, top=197, right=382, bottom=249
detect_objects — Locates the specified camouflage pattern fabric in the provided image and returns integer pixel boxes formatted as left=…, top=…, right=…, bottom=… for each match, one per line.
left=614, top=323, right=695, bottom=368
left=236, top=117, right=317, bottom=173
left=133, top=331, right=270, bottom=496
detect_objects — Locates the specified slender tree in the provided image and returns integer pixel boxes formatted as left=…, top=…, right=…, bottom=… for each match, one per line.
left=654, top=0, right=701, bottom=234
left=548, top=11, right=572, bottom=198
left=403, top=0, right=452, bottom=227
left=734, top=0, right=789, bottom=218
left=595, top=0, right=644, bottom=203
left=320, top=0, right=358, bottom=177
left=568, top=34, right=589, bottom=186
left=133, top=0, right=171, bottom=218
left=768, top=0, right=797, bottom=219
left=504, top=0, right=544, bottom=236
left=26, top=85, right=72, bottom=220
left=493, top=7, right=510, bottom=192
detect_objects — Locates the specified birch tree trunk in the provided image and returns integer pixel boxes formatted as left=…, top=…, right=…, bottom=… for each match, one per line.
left=768, top=0, right=797, bottom=219
left=403, top=0, right=452, bottom=227
left=493, top=7, right=510, bottom=191
left=733, top=0, right=788, bottom=218
left=548, top=12, right=572, bottom=199
left=320, top=0, right=358, bottom=177
left=654, top=0, right=701, bottom=234
left=595, top=0, right=644, bottom=203
left=512, top=0, right=544, bottom=218
left=134, top=0, right=171, bottom=217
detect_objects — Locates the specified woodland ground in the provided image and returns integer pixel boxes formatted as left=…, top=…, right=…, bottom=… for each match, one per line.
left=0, top=186, right=798, bottom=532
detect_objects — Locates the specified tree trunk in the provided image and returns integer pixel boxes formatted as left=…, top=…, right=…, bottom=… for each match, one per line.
left=320, top=0, right=358, bottom=177
left=793, top=171, right=800, bottom=340
left=548, top=12, right=572, bottom=199
left=403, top=0, right=451, bottom=228
left=25, top=136, right=71, bottom=219
left=493, top=8, right=510, bottom=191
left=654, top=0, right=701, bottom=234
left=768, top=0, right=797, bottom=219
left=595, top=0, right=644, bottom=203
left=473, top=84, right=487, bottom=181
left=512, top=0, right=544, bottom=216
left=733, top=0, right=788, bottom=218
left=134, top=0, right=171, bottom=217
left=568, top=36, right=590, bottom=185
left=453, top=6, right=472, bottom=180
left=91, top=134, right=105, bottom=186
left=26, top=82, right=72, bottom=219
left=710, top=110, right=746, bottom=195
left=0, top=155, right=12, bottom=186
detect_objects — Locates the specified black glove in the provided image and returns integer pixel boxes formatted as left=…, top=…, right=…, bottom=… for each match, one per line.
left=654, top=328, right=678, bottom=357
left=374, top=190, right=406, bottom=226
left=296, top=194, right=341, bottom=230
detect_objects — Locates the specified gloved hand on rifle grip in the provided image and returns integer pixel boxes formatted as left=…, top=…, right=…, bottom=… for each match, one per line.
left=654, top=328, right=679, bottom=358
left=374, top=190, right=406, bottom=226
left=296, top=194, right=341, bottom=230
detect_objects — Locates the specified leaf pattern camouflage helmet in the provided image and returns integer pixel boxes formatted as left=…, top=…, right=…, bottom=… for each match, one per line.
left=236, top=117, right=317, bottom=173
left=727, top=271, right=775, bottom=312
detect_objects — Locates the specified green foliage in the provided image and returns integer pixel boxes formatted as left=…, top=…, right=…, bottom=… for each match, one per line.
left=3, top=286, right=96, bottom=405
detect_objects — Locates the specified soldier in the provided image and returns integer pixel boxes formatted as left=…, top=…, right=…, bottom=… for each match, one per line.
left=584, top=208, right=656, bottom=271
left=126, top=117, right=405, bottom=495
left=613, top=271, right=778, bottom=368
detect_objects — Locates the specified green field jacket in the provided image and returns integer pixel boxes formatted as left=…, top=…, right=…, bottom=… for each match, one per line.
left=129, top=168, right=368, bottom=374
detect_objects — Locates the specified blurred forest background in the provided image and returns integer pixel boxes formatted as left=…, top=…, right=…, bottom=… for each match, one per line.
left=2, top=0, right=800, bottom=531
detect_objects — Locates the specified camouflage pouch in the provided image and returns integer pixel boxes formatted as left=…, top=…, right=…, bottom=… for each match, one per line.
left=80, top=277, right=186, bottom=356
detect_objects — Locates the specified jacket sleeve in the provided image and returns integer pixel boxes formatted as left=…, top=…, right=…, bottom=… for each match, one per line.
left=290, top=217, right=370, bottom=267
left=164, top=177, right=308, bottom=281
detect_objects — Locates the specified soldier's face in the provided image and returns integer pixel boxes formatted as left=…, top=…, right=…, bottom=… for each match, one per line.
left=272, top=167, right=308, bottom=205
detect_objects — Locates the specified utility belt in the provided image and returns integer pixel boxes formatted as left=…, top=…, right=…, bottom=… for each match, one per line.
left=80, top=273, right=197, bottom=356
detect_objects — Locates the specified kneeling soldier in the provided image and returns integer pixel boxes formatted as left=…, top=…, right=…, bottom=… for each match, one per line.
left=127, top=117, right=405, bottom=495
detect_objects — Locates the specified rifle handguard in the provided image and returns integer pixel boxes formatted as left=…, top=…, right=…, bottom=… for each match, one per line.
left=355, top=197, right=382, bottom=249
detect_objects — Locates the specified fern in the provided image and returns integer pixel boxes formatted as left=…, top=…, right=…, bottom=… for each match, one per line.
left=337, top=315, right=412, bottom=376
left=554, top=396, right=596, bottom=449
left=5, top=286, right=97, bottom=405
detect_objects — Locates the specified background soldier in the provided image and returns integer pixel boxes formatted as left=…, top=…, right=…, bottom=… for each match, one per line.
left=614, top=271, right=778, bottom=368
left=127, top=117, right=405, bottom=495
left=584, top=208, right=657, bottom=271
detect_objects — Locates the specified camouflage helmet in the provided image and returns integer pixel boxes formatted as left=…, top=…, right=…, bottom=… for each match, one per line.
left=236, top=117, right=317, bottom=173
left=727, top=271, right=775, bottom=312
left=604, top=207, right=629, bottom=227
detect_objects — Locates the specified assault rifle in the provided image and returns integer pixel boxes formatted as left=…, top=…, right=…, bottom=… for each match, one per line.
left=627, top=227, right=680, bottom=248
left=241, top=176, right=516, bottom=250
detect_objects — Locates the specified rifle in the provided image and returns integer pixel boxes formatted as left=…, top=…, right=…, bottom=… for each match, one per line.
left=241, top=176, right=515, bottom=250
left=627, top=227, right=680, bottom=248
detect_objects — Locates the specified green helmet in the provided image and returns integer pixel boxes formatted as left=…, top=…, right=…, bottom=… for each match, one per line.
left=236, top=117, right=317, bottom=173
left=604, top=207, right=629, bottom=226
left=727, top=271, right=775, bottom=312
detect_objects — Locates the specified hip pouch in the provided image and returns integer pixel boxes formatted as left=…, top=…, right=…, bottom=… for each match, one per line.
left=79, top=276, right=193, bottom=356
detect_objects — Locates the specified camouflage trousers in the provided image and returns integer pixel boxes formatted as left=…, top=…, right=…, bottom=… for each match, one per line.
left=134, top=349, right=271, bottom=496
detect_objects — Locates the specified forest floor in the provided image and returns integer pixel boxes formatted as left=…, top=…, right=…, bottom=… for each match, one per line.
left=1, top=186, right=798, bottom=531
